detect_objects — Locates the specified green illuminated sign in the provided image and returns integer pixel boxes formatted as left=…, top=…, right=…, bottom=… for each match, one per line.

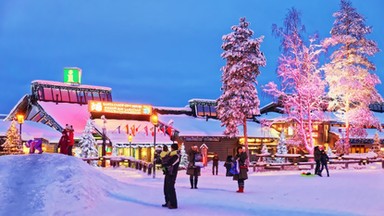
left=64, top=68, right=82, bottom=84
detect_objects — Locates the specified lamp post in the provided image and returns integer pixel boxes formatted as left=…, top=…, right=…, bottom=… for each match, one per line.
left=16, top=114, right=24, bottom=146
left=101, top=115, right=107, bottom=167
left=128, top=134, right=133, bottom=157
left=150, top=114, right=158, bottom=179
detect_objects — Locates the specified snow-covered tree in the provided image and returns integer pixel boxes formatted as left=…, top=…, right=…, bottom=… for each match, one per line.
left=264, top=8, right=325, bottom=154
left=323, top=0, right=382, bottom=154
left=275, top=133, right=288, bottom=163
left=0, top=121, right=23, bottom=155
left=179, top=143, right=188, bottom=169
left=371, top=132, right=383, bottom=157
left=327, top=146, right=335, bottom=157
left=217, top=17, right=266, bottom=163
left=78, top=119, right=99, bottom=163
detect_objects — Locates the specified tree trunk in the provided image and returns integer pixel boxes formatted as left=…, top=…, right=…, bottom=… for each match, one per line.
left=243, top=117, right=250, bottom=166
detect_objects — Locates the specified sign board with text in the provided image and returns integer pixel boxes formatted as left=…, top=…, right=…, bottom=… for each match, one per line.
left=88, top=101, right=152, bottom=115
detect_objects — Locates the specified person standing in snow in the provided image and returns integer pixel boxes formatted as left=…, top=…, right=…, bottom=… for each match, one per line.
left=160, top=145, right=169, bottom=205
left=314, top=146, right=321, bottom=175
left=57, top=130, right=69, bottom=155
left=67, top=125, right=75, bottom=156
left=233, top=146, right=248, bottom=193
left=318, top=147, right=330, bottom=177
left=187, top=145, right=202, bottom=189
left=212, top=153, right=219, bottom=175
left=224, top=155, right=234, bottom=177
left=162, top=143, right=180, bottom=209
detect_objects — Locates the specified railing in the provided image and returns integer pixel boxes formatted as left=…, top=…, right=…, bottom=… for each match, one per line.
left=250, top=153, right=384, bottom=172
left=81, top=156, right=154, bottom=176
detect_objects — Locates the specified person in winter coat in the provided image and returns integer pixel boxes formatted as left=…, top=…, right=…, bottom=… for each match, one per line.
left=187, top=145, right=201, bottom=189
left=233, top=146, right=248, bottom=193
left=67, top=125, right=75, bottom=156
left=212, top=153, right=219, bottom=175
left=314, top=146, right=321, bottom=175
left=160, top=144, right=169, bottom=204
left=224, top=155, right=233, bottom=177
left=162, top=143, right=180, bottom=209
left=319, top=148, right=330, bottom=177
left=58, top=130, right=69, bottom=155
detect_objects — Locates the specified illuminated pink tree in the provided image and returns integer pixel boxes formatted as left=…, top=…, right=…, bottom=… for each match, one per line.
left=217, top=17, right=266, bottom=161
left=264, top=8, right=325, bottom=154
left=323, top=0, right=382, bottom=154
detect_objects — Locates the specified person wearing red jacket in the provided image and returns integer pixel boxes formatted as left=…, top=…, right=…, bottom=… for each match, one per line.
left=58, top=130, right=69, bottom=155
left=67, top=125, right=75, bottom=156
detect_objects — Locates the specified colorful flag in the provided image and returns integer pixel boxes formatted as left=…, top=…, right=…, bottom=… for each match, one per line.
left=125, top=124, right=129, bottom=134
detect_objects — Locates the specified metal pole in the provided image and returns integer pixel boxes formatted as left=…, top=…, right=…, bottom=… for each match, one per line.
left=19, top=123, right=22, bottom=146
left=102, top=127, right=106, bottom=167
left=153, top=125, right=157, bottom=178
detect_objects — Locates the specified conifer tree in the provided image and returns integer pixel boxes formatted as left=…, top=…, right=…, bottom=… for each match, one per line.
left=371, top=132, right=382, bottom=155
left=275, top=133, right=288, bottom=163
left=179, top=143, right=188, bottom=169
left=78, top=119, right=99, bottom=161
left=0, top=121, right=23, bottom=155
left=217, top=17, right=266, bottom=163
left=323, top=0, right=382, bottom=154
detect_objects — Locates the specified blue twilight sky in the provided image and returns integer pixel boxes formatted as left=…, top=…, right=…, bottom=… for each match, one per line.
left=0, top=0, right=383, bottom=114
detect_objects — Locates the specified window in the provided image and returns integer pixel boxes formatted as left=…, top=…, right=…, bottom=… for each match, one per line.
left=204, top=105, right=210, bottom=116
left=92, top=92, right=100, bottom=101
left=210, top=106, right=217, bottom=116
left=69, top=90, right=78, bottom=103
left=61, top=89, right=70, bottom=102
left=52, top=88, right=61, bottom=102
left=43, top=88, right=53, bottom=101
left=37, top=87, right=44, bottom=100
left=196, top=105, right=204, bottom=116
left=77, top=91, right=85, bottom=104
left=85, top=91, right=93, bottom=102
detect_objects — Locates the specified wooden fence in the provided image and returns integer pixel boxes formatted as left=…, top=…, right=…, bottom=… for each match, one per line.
left=250, top=154, right=384, bottom=172
left=82, top=156, right=154, bottom=175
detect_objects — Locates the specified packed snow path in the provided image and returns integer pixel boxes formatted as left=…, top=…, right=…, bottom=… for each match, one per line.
left=1, top=154, right=383, bottom=216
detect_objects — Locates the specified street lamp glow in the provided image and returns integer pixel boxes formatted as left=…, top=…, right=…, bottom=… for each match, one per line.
left=150, top=114, right=158, bottom=126
left=17, top=114, right=24, bottom=124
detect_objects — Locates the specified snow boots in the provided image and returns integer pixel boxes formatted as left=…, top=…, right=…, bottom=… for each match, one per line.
left=236, top=186, right=244, bottom=193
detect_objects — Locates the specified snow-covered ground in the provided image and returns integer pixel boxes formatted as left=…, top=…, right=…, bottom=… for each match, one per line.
left=0, top=154, right=383, bottom=216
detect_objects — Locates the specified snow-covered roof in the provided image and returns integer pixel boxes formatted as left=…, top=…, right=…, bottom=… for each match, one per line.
left=258, top=112, right=286, bottom=121
left=158, top=114, right=279, bottom=138
left=38, top=101, right=90, bottom=138
left=92, top=119, right=173, bottom=144
left=32, top=80, right=111, bottom=91
left=154, top=106, right=192, bottom=112
left=188, top=98, right=217, bottom=103
left=0, top=120, right=62, bottom=142
left=330, top=126, right=384, bottom=139
left=5, top=94, right=29, bottom=120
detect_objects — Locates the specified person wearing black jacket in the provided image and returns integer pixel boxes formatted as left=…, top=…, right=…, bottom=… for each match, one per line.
left=162, top=143, right=180, bottom=209
left=319, top=148, right=330, bottom=177
left=314, top=146, right=321, bottom=175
